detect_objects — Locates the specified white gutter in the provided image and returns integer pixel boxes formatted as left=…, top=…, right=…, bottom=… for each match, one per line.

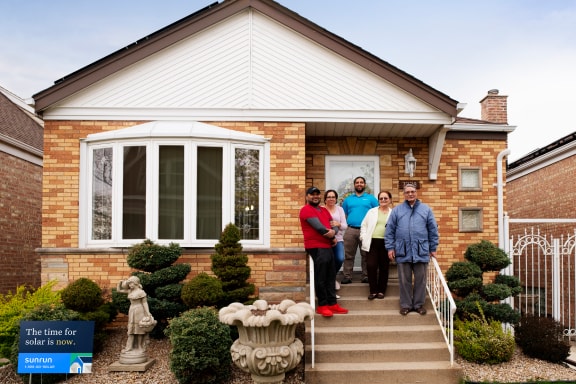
left=497, top=149, right=510, bottom=249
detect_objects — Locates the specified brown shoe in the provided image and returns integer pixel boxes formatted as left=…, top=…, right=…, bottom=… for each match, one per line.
left=368, top=293, right=377, bottom=300
left=400, top=308, right=410, bottom=316
left=376, top=293, right=385, bottom=299
left=416, top=307, right=427, bottom=315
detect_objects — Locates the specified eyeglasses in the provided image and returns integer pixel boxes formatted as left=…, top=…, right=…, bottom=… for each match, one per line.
left=379, top=197, right=389, bottom=201
left=404, top=191, right=416, bottom=194
left=326, top=196, right=337, bottom=199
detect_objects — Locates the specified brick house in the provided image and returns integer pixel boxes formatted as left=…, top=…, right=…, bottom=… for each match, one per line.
left=32, top=0, right=515, bottom=300
left=0, top=87, right=43, bottom=294
left=506, top=132, right=576, bottom=321
left=507, top=131, right=576, bottom=237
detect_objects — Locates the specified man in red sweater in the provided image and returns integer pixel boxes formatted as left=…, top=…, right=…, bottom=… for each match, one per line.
left=299, top=186, right=348, bottom=317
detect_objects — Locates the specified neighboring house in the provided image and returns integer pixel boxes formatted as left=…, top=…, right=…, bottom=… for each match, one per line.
left=507, top=131, right=576, bottom=237
left=0, top=86, right=43, bottom=294
left=32, top=0, right=515, bottom=300
left=506, top=132, right=576, bottom=324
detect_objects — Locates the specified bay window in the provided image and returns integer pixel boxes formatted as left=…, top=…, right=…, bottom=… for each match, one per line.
left=79, top=121, right=269, bottom=248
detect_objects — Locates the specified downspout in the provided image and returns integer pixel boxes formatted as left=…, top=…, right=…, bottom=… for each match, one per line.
left=497, top=149, right=510, bottom=249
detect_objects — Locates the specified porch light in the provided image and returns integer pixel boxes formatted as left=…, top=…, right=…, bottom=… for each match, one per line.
left=404, top=148, right=417, bottom=178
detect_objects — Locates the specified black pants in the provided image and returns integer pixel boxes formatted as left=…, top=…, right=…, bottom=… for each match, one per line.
left=366, top=238, right=390, bottom=295
left=307, top=247, right=337, bottom=306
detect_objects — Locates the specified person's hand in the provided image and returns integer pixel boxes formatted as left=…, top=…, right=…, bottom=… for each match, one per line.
left=430, top=251, right=437, bottom=259
left=330, top=220, right=340, bottom=228
left=388, top=250, right=395, bottom=261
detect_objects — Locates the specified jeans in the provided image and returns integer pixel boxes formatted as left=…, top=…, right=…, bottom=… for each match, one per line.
left=333, top=241, right=344, bottom=274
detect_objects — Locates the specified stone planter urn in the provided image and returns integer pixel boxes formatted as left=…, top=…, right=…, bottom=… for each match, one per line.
left=219, top=299, right=314, bottom=384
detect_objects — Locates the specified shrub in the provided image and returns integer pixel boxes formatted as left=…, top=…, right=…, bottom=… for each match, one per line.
left=514, top=314, right=570, bottom=363
left=447, top=240, right=520, bottom=324
left=113, top=239, right=190, bottom=338
left=127, top=239, right=182, bottom=272
left=211, top=223, right=255, bottom=306
left=60, top=277, right=104, bottom=312
left=0, top=281, right=61, bottom=358
left=60, top=278, right=116, bottom=352
left=464, top=239, right=510, bottom=271
left=165, top=307, right=232, bottom=384
left=454, top=307, right=515, bottom=364
left=181, top=273, right=225, bottom=308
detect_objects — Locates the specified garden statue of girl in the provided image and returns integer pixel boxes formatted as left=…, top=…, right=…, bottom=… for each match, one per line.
left=116, top=276, right=156, bottom=357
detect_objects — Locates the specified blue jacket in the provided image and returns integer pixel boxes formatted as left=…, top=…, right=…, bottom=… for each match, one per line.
left=384, top=199, right=439, bottom=264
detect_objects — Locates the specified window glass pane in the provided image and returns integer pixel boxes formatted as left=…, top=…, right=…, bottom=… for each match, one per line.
left=461, top=169, right=480, bottom=189
left=159, top=146, right=184, bottom=239
left=461, top=209, right=482, bottom=232
left=123, top=146, right=146, bottom=239
left=92, top=147, right=113, bottom=240
left=235, top=148, right=260, bottom=240
left=196, top=147, right=222, bottom=239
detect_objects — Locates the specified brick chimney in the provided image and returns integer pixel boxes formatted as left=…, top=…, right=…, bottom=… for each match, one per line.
left=480, top=89, right=508, bottom=124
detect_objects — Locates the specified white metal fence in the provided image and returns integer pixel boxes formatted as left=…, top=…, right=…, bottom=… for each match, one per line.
left=502, top=216, right=576, bottom=339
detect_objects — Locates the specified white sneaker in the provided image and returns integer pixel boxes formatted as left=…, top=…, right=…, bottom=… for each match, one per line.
left=336, top=294, right=341, bottom=299
left=335, top=280, right=341, bottom=290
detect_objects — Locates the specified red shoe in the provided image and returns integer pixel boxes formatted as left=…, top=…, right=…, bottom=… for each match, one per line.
left=316, top=305, right=333, bottom=317
left=328, top=304, right=348, bottom=314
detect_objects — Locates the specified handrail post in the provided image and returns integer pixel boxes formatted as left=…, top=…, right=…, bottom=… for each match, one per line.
left=308, top=255, right=315, bottom=368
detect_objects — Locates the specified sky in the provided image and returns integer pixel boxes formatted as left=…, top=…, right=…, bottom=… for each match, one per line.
left=1, top=1, right=575, bottom=162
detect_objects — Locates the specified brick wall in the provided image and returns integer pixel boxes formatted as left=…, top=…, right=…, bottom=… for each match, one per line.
left=507, top=155, right=576, bottom=237
left=40, top=120, right=308, bottom=301
left=0, top=151, right=42, bottom=293
left=40, top=120, right=508, bottom=296
left=305, top=136, right=506, bottom=272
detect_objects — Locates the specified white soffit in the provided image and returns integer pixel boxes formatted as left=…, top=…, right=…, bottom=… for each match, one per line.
left=46, top=9, right=443, bottom=123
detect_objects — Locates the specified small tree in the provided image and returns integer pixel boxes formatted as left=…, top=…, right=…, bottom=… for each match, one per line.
left=446, top=240, right=521, bottom=323
left=113, top=239, right=190, bottom=337
left=211, top=223, right=255, bottom=306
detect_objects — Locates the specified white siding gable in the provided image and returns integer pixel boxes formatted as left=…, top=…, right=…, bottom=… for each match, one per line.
left=46, top=9, right=442, bottom=123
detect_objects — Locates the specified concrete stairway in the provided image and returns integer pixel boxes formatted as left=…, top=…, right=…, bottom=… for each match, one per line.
left=304, top=269, right=462, bottom=384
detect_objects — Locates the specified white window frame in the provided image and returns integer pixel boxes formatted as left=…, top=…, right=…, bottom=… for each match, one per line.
left=79, top=121, right=270, bottom=248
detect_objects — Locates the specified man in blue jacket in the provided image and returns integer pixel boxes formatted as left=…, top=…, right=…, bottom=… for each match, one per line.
left=385, top=182, right=438, bottom=316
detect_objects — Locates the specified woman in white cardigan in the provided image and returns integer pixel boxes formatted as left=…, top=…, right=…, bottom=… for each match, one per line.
left=360, top=191, right=393, bottom=300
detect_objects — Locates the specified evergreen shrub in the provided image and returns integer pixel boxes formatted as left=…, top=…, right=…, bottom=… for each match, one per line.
left=165, top=307, right=232, bottom=384
left=181, top=272, right=225, bottom=308
left=514, top=314, right=570, bottom=363
left=454, top=308, right=515, bottom=364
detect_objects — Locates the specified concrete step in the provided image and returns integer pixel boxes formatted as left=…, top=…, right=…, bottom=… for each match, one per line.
left=305, top=269, right=462, bottom=383
left=305, top=361, right=461, bottom=384
left=309, top=309, right=436, bottom=326
left=306, top=341, right=450, bottom=363
left=308, top=324, right=445, bottom=344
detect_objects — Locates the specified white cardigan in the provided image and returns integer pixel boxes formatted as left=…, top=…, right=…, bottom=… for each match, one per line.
left=360, top=206, right=391, bottom=252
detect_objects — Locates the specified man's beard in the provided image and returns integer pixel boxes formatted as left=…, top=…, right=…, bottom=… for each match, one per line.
left=355, top=186, right=365, bottom=193
left=309, top=200, right=320, bottom=207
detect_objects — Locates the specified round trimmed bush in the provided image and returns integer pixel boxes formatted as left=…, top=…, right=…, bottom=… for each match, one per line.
left=60, top=278, right=104, bottom=312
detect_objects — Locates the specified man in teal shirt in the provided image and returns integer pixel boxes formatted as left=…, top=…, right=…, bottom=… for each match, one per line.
left=341, top=176, right=378, bottom=284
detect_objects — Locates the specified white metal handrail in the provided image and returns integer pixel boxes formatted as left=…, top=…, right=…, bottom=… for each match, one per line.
left=427, top=257, right=457, bottom=366
left=308, top=255, right=315, bottom=368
